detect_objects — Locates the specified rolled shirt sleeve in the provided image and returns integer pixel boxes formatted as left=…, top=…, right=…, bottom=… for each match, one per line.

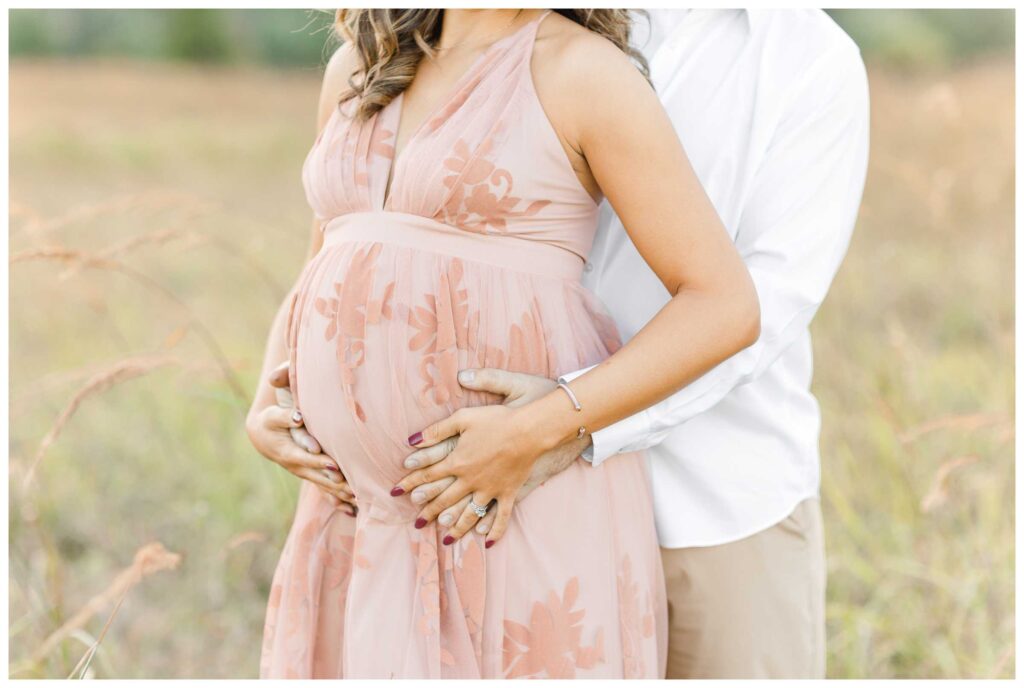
left=561, top=42, right=870, bottom=467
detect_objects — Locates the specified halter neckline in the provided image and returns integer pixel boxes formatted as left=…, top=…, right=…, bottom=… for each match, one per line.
left=381, top=9, right=553, bottom=209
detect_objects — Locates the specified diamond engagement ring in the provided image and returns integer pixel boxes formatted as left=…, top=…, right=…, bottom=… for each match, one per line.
left=469, top=499, right=489, bottom=518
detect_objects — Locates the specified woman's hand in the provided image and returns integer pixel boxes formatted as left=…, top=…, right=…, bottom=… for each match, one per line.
left=402, top=432, right=589, bottom=543
left=391, top=402, right=550, bottom=548
left=246, top=361, right=357, bottom=515
left=397, top=369, right=590, bottom=546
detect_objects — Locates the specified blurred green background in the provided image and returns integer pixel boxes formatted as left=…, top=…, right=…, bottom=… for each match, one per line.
left=8, top=8, right=1016, bottom=69
left=8, top=8, right=1015, bottom=680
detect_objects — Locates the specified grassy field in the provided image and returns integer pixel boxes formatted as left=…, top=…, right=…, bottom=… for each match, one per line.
left=8, top=55, right=1014, bottom=678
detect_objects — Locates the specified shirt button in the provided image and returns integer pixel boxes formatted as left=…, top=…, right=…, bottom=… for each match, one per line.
left=583, top=262, right=594, bottom=273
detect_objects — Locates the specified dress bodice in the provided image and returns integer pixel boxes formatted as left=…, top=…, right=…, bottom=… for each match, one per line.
left=301, top=9, right=601, bottom=263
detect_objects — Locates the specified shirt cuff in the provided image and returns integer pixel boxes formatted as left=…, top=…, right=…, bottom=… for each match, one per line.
left=556, top=365, right=597, bottom=386
left=580, top=443, right=595, bottom=461
left=587, top=410, right=650, bottom=467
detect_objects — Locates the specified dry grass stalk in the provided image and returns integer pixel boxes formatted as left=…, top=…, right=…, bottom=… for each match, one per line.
left=11, top=226, right=209, bottom=282
left=57, top=225, right=209, bottom=282
left=11, top=241, right=249, bottom=403
left=899, top=412, right=1009, bottom=444
left=98, top=225, right=201, bottom=257
left=13, top=189, right=213, bottom=237
left=225, top=531, right=267, bottom=550
left=10, top=245, right=120, bottom=270
left=10, top=351, right=221, bottom=417
left=201, top=232, right=287, bottom=298
left=22, top=354, right=181, bottom=490
left=162, top=324, right=189, bottom=350
left=30, top=541, right=182, bottom=666
left=920, top=455, right=980, bottom=513
left=66, top=584, right=129, bottom=679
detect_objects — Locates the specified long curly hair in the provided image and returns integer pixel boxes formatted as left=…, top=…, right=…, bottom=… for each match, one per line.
left=331, top=9, right=650, bottom=122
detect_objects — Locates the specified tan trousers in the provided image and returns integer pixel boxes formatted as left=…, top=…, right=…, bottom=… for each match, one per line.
left=661, top=497, right=826, bottom=679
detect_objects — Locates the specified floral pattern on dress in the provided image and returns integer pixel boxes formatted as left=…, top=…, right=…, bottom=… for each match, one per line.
left=411, top=535, right=442, bottom=638
left=506, top=299, right=550, bottom=373
left=313, top=243, right=395, bottom=422
left=439, top=137, right=551, bottom=234
left=363, top=124, right=397, bottom=191
left=471, top=299, right=552, bottom=377
left=452, top=538, right=487, bottom=663
left=406, top=534, right=459, bottom=669
left=403, top=268, right=555, bottom=409
left=321, top=535, right=352, bottom=593
left=261, top=514, right=324, bottom=678
left=502, top=577, right=605, bottom=678
left=617, top=554, right=656, bottom=678
left=260, top=582, right=284, bottom=676
left=333, top=98, right=395, bottom=189
left=404, top=259, right=480, bottom=406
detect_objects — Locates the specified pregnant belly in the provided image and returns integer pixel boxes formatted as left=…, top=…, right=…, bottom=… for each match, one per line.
left=285, top=219, right=620, bottom=493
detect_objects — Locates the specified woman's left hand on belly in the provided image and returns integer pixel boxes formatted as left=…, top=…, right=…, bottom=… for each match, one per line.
left=393, top=402, right=538, bottom=547
left=390, top=368, right=590, bottom=548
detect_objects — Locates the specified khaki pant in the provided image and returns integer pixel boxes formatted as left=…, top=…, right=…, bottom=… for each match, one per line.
left=661, top=497, right=826, bottom=679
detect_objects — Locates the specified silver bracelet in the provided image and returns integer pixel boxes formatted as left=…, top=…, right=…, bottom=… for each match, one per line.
left=556, top=382, right=587, bottom=440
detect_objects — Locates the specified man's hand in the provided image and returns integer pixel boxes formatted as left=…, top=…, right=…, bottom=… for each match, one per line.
left=246, top=361, right=357, bottom=515
left=395, top=369, right=591, bottom=545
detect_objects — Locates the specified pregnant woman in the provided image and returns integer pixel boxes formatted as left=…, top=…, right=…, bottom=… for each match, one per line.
left=250, top=8, right=759, bottom=679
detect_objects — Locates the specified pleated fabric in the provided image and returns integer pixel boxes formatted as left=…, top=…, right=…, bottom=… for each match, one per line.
left=260, top=10, right=667, bottom=678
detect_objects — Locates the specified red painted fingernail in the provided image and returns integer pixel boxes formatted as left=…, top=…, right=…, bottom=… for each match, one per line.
left=485, top=540, right=495, bottom=549
left=390, top=486, right=405, bottom=497
left=414, top=517, right=427, bottom=529
left=324, top=463, right=340, bottom=472
left=407, top=431, right=423, bottom=446
left=442, top=535, right=455, bottom=546
left=344, top=509, right=356, bottom=517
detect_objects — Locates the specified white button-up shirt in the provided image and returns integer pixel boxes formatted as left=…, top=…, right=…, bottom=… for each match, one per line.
left=563, top=9, right=870, bottom=548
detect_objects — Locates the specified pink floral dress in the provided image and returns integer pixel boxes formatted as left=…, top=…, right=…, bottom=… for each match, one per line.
left=259, top=10, right=667, bottom=679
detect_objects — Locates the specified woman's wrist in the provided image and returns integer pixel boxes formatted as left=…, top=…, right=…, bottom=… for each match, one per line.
left=515, top=386, right=586, bottom=454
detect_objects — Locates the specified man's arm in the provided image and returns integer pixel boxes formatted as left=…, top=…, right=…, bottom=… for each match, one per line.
left=567, top=41, right=871, bottom=466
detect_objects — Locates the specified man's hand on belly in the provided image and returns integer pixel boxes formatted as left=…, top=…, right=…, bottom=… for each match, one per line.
left=392, top=369, right=592, bottom=547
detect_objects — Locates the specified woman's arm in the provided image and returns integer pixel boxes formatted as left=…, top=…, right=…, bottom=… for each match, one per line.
left=526, top=32, right=762, bottom=442
left=560, top=40, right=869, bottom=468
left=392, top=29, right=760, bottom=544
left=245, top=44, right=358, bottom=507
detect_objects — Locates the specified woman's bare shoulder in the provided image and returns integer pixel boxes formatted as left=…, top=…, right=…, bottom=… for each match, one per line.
left=536, top=15, right=648, bottom=93
left=532, top=14, right=655, bottom=152
left=315, top=42, right=361, bottom=129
